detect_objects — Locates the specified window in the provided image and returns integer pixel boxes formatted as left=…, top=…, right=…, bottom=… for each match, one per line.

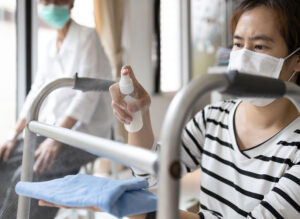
left=0, top=1, right=17, bottom=142
left=190, top=0, right=242, bottom=78
left=160, top=0, right=192, bottom=92
left=160, top=0, right=181, bottom=92
left=191, top=0, right=226, bottom=78
left=72, top=0, right=95, bottom=28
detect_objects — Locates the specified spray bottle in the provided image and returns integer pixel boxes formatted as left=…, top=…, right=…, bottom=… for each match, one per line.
left=119, top=72, right=143, bottom=132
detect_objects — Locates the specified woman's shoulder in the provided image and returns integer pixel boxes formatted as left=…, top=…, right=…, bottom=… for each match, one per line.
left=192, top=99, right=239, bottom=129
left=203, top=99, right=240, bottom=116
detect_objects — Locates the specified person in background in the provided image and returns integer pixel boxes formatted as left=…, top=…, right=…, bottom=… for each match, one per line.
left=0, top=0, right=113, bottom=218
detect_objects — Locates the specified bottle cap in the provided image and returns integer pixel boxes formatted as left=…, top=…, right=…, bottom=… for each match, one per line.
left=120, top=73, right=134, bottom=95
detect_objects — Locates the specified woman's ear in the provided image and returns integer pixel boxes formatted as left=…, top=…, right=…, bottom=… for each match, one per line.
left=294, top=55, right=300, bottom=72
left=69, top=1, right=74, bottom=11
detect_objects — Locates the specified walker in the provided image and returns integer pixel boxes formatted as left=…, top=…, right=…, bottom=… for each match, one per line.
left=16, top=71, right=300, bottom=219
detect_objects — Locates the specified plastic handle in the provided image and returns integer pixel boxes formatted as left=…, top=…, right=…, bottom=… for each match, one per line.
left=73, top=73, right=115, bottom=92
left=222, top=70, right=286, bottom=98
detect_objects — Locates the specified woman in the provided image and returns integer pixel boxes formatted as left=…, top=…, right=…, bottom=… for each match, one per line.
left=0, top=0, right=113, bottom=218
left=40, top=0, right=300, bottom=218
left=110, top=0, right=300, bottom=218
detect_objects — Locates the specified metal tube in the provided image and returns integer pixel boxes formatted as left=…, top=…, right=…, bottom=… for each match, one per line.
left=17, top=72, right=300, bottom=219
left=28, top=121, right=158, bottom=175
left=157, top=74, right=230, bottom=219
left=17, top=78, right=75, bottom=219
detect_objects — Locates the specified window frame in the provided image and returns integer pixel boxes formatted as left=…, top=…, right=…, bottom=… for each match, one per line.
left=16, top=0, right=37, bottom=117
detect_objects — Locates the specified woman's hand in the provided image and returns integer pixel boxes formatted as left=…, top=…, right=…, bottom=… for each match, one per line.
left=34, top=138, right=62, bottom=174
left=39, top=200, right=146, bottom=218
left=109, top=65, right=151, bottom=125
left=38, top=200, right=102, bottom=211
left=0, top=138, right=18, bottom=162
left=0, top=119, right=26, bottom=162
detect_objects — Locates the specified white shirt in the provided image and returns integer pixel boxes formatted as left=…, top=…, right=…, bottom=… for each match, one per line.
left=20, top=20, right=114, bottom=139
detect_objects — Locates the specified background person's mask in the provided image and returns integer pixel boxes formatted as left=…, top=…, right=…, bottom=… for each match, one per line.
left=39, top=4, right=70, bottom=29
left=228, top=48, right=300, bottom=107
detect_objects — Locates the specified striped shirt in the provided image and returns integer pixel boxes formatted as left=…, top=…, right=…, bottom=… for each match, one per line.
left=136, top=100, right=300, bottom=218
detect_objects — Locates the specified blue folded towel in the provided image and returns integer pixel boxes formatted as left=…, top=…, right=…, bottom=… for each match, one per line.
left=15, top=174, right=157, bottom=218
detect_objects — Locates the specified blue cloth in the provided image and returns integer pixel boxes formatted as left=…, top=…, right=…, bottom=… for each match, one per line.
left=15, top=174, right=157, bottom=218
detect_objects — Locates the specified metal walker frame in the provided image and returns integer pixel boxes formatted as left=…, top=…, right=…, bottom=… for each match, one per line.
left=16, top=71, right=300, bottom=219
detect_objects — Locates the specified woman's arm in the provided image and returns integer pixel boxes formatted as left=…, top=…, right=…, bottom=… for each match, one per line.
left=109, top=65, right=154, bottom=149
left=129, top=210, right=201, bottom=219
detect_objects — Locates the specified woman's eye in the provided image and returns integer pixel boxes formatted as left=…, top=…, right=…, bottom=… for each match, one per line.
left=255, top=45, right=267, bottom=50
left=233, top=43, right=243, bottom=48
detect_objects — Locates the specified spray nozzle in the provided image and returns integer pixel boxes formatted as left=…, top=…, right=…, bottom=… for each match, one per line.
left=120, top=73, right=134, bottom=95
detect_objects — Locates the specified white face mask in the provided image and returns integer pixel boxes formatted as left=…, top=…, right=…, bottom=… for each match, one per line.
left=228, top=47, right=300, bottom=107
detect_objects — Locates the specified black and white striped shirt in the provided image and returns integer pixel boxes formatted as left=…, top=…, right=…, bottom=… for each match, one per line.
left=134, top=100, right=300, bottom=218
left=181, top=100, right=300, bottom=218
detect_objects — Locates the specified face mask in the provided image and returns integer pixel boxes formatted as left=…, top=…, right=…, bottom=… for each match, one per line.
left=39, top=4, right=70, bottom=29
left=228, top=47, right=300, bottom=107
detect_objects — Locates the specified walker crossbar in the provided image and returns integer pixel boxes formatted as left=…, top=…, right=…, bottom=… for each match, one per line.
left=17, top=71, right=300, bottom=219
left=28, top=121, right=158, bottom=174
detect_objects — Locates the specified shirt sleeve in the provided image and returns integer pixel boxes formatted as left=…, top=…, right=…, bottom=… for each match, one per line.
left=130, top=142, right=160, bottom=187
left=180, top=108, right=207, bottom=176
left=131, top=107, right=207, bottom=186
left=64, top=30, right=112, bottom=124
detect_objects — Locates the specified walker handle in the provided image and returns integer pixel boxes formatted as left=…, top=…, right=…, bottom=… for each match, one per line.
left=73, top=73, right=115, bottom=92
left=222, top=70, right=286, bottom=98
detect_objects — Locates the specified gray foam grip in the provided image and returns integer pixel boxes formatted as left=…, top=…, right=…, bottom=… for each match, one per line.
left=73, top=73, right=115, bottom=92
left=222, top=70, right=286, bottom=98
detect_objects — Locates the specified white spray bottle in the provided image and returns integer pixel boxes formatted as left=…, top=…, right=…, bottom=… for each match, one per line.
left=119, top=72, right=143, bottom=133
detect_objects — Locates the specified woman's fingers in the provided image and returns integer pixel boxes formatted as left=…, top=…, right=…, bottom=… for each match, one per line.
left=34, top=146, right=41, bottom=159
left=34, top=150, right=47, bottom=173
left=122, top=65, right=138, bottom=82
left=39, top=200, right=56, bottom=207
left=47, top=153, right=56, bottom=170
left=0, top=145, right=6, bottom=160
left=113, top=110, right=130, bottom=124
left=127, top=96, right=151, bottom=113
left=0, top=140, right=16, bottom=161
left=39, top=152, right=50, bottom=173
left=112, top=102, right=132, bottom=124
left=3, top=146, right=13, bottom=162
left=38, top=200, right=102, bottom=212
left=109, top=83, right=125, bottom=104
left=39, top=200, right=70, bottom=208
left=33, top=155, right=42, bottom=172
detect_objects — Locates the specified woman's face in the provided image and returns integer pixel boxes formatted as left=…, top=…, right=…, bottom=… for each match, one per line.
left=233, top=6, right=300, bottom=82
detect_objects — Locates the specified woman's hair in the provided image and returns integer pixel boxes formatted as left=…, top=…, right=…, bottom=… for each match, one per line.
left=231, top=0, right=300, bottom=85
